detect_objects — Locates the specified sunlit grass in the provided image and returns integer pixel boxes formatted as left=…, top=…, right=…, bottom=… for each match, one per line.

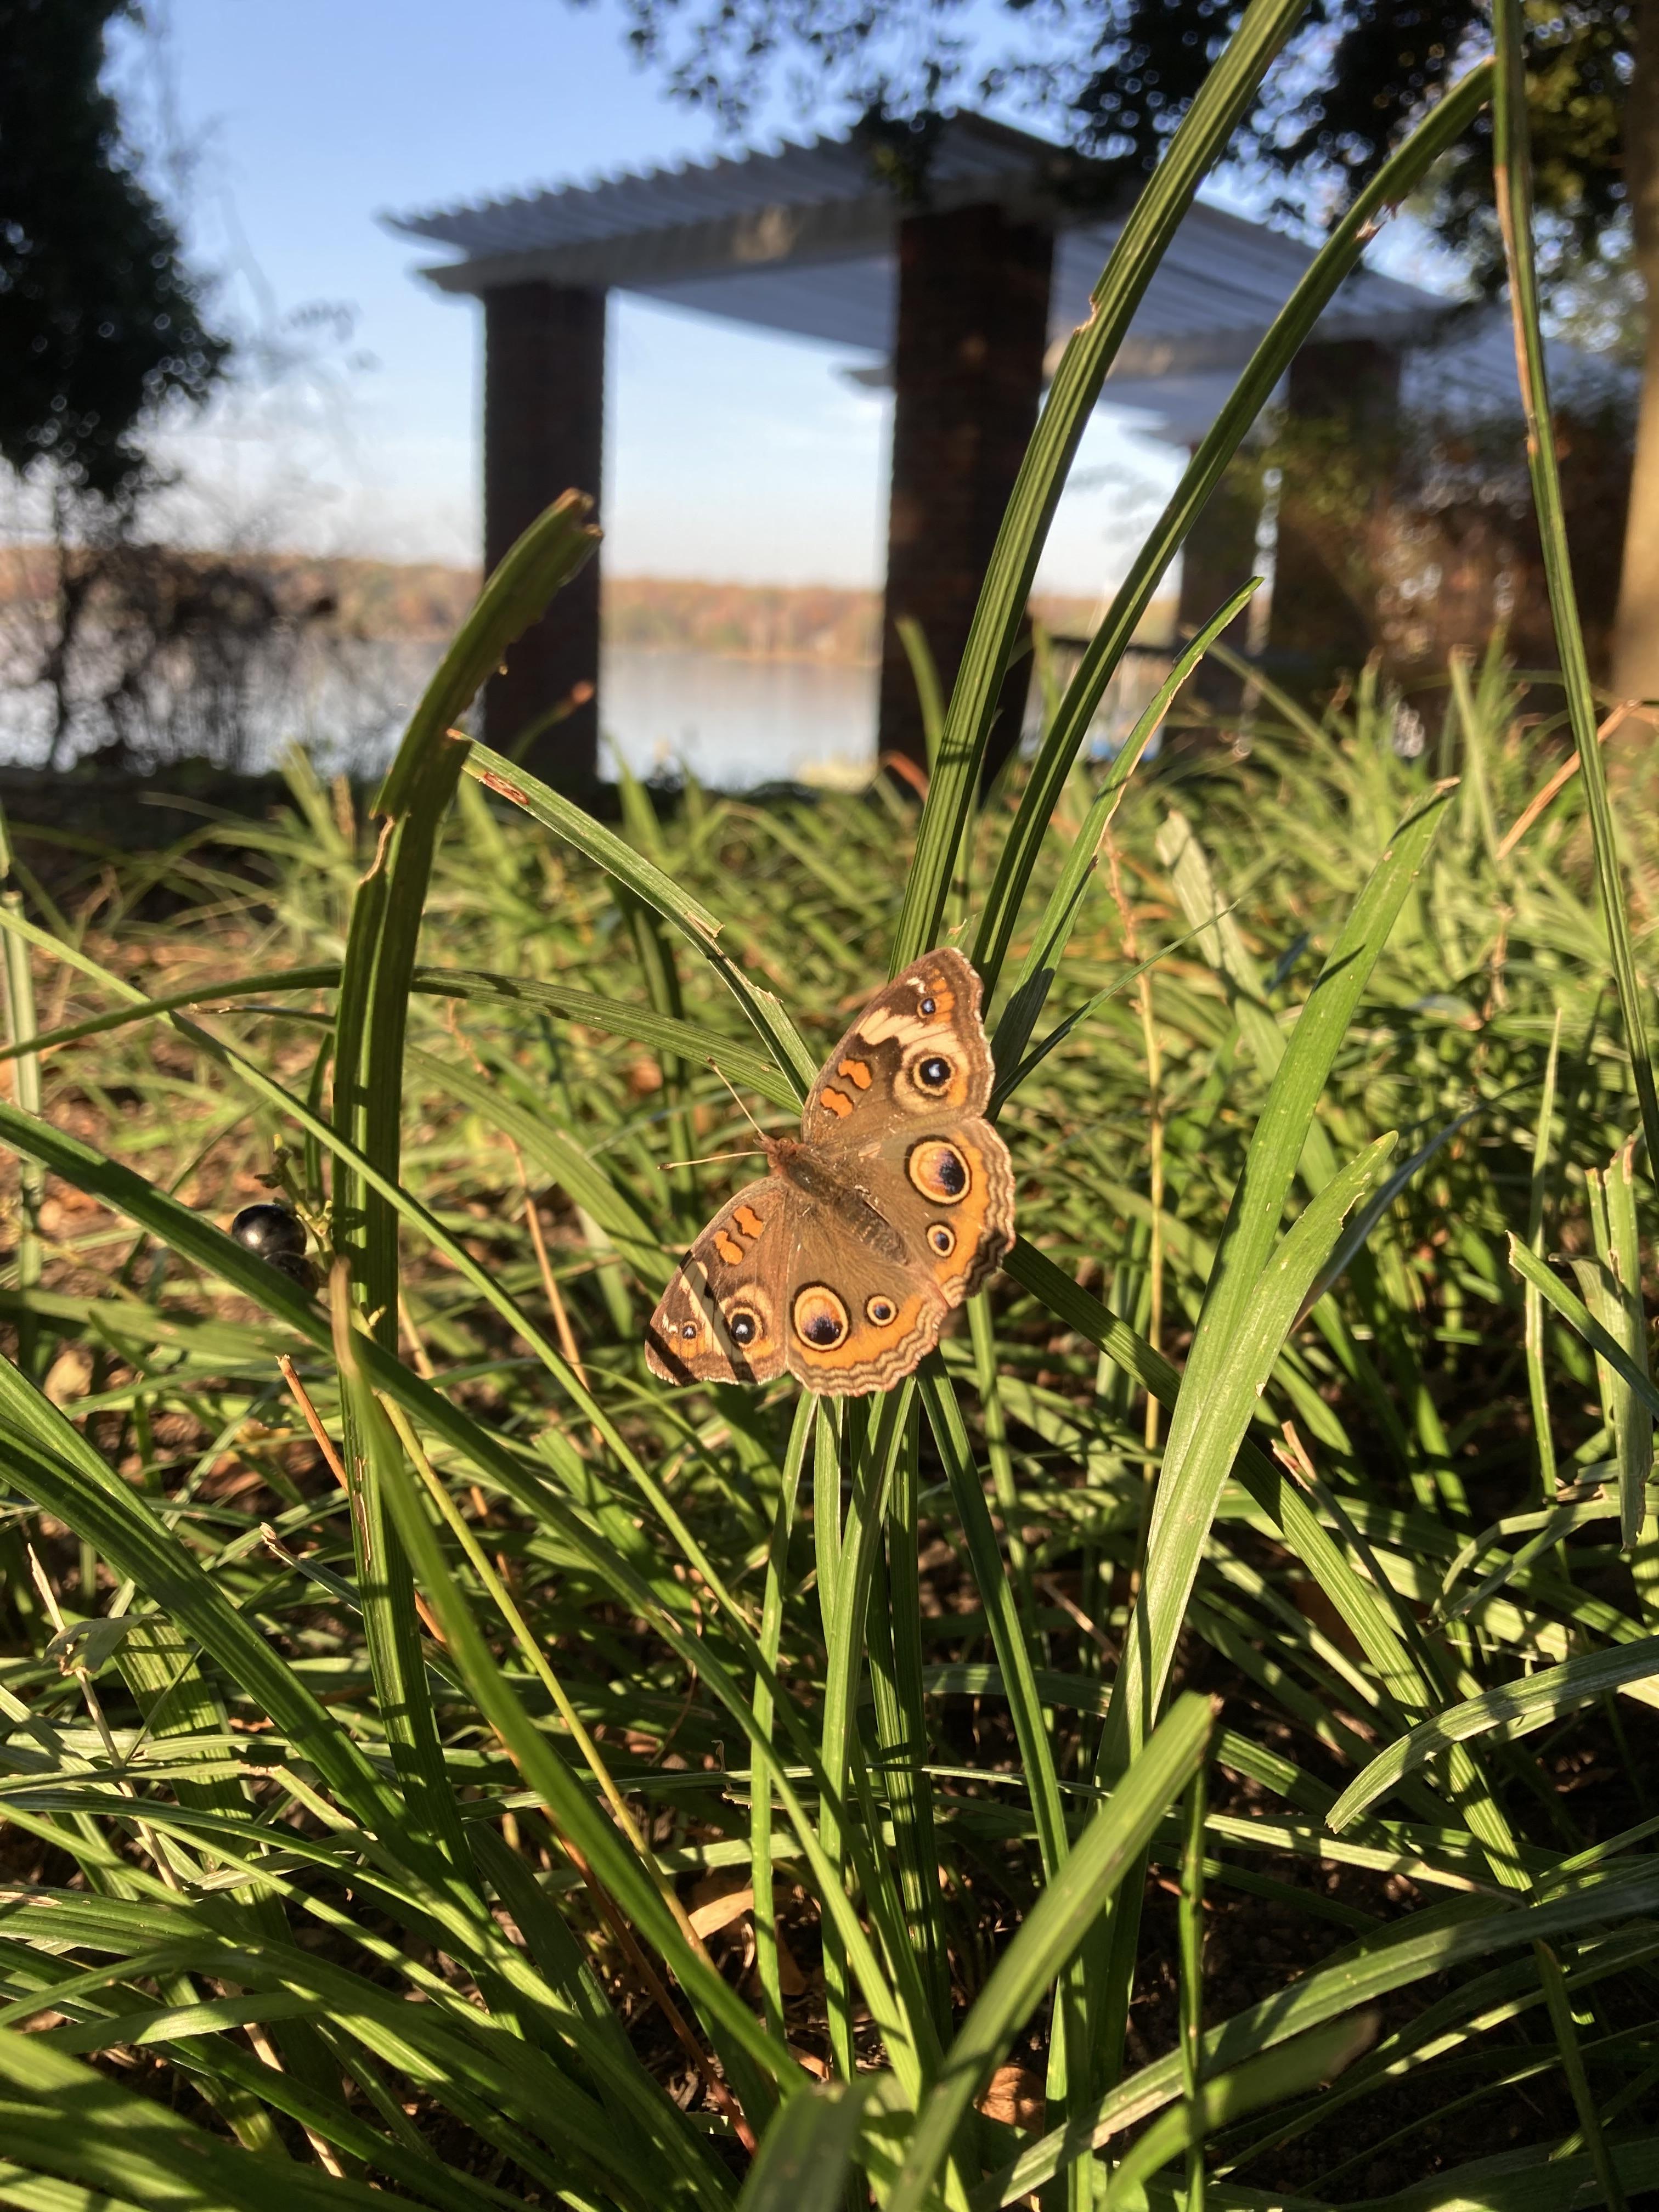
left=1, top=625, right=1654, bottom=2207
left=1, top=0, right=1657, bottom=2200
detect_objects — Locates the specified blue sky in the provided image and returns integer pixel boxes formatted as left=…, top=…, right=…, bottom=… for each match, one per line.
left=134, top=0, right=1183, bottom=592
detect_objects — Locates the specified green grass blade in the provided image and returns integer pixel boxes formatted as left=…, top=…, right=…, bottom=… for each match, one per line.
left=335, top=494, right=601, bottom=1321
left=1105, top=2013, right=1379, bottom=2207
left=983, top=1864, right=1659, bottom=2204
left=1002, top=1238, right=1434, bottom=1718
left=371, top=494, right=600, bottom=827
left=0, top=903, right=146, bottom=1014
left=896, top=618, right=945, bottom=771
left=885, top=1694, right=1214, bottom=2212
left=893, top=0, right=1313, bottom=967
left=866, top=1404, right=952, bottom=2044
left=0, top=951, right=793, bottom=1108
left=0, top=813, right=44, bottom=1381
left=1178, top=1764, right=1209, bottom=2212
left=1293, top=1103, right=1484, bottom=1327
left=0, top=2164, right=150, bottom=2212
left=0, top=960, right=340, bottom=1066
left=0, top=2027, right=399, bottom=2212
left=1155, top=805, right=1297, bottom=1092
left=989, top=580, right=1260, bottom=1085
left=1491, top=0, right=1659, bottom=1177
left=1530, top=1939, right=1628, bottom=2212
left=816, top=1390, right=929, bottom=2080
left=330, top=1308, right=788, bottom=2161
left=737, top=2080, right=876, bottom=2212
left=1508, top=1235, right=1659, bottom=1425
left=464, top=739, right=817, bottom=1093
left=1344, top=2139, right=1659, bottom=2212
left=752, top=1399, right=813, bottom=2042
left=1103, top=783, right=1453, bottom=1762
left=970, top=65, right=1491, bottom=986
left=919, top=1362, right=1068, bottom=1881
left=410, top=969, right=796, bottom=1104
left=1329, top=1637, right=1659, bottom=1830
left=1600, top=1141, right=1652, bottom=1550
left=1107, top=1131, right=1398, bottom=1764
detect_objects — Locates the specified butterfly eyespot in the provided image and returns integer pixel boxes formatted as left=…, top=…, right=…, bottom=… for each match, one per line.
left=866, top=1295, right=897, bottom=1326
left=916, top=1055, right=952, bottom=1091
left=919, top=994, right=937, bottom=1017
left=727, top=1310, right=759, bottom=1348
left=928, top=1223, right=956, bottom=1257
left=792, top=1285, right=849, bottom=1350
left=680, top=1322, right=699, bottom=1341
left=908, top=1138, right=970, bottom=1205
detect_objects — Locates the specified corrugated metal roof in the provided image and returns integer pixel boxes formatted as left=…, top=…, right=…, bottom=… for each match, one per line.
left=388, top=108, right=1549, bottom=445
left=392, top=114, right=1110, bottom=259
left=393, top=131, right=917, bottom=261
left=387, top=111, right=1444, bottom=356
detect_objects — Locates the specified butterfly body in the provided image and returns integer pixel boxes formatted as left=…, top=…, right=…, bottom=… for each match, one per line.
left=646, top=949, right=1014, bottom=1396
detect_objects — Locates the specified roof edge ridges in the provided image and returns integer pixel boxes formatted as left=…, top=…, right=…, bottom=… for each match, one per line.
left=382, top=102, right=1071, bottom=241
left=383, top=129, right=785, bottom=236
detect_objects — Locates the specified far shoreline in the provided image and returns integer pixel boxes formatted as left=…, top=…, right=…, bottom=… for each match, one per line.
left=0, top=548, right=1171, bottom=664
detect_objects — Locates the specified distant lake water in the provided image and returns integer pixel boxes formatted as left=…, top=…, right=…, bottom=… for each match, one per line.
left=1, top=634, right=1166, bottom=787
left=0, top=637, right=877, bottom=792
left=600, top=646, right=876, bottom=789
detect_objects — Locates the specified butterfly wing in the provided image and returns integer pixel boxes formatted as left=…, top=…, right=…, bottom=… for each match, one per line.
left=782, top=947, right=1013, bottom=1393
left=877, top=1115, right=1016, bottom=1306
left=647, top=947, right=1014, bottom=1397
left=781, top=1116, right=1015, bottom=1396
left=645, top=1175, right=795, bottom=1387
left=801, top=947, right=992, bottom=1147
left=782, top=1232, right=950, bottom=1395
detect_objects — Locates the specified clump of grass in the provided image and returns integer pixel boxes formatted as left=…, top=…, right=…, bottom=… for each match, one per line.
left=1, top=3, right=1657, bottom=2205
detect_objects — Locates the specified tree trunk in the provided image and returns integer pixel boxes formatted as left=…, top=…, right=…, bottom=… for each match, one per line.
left=1611, top=0, right=1659, bottom=702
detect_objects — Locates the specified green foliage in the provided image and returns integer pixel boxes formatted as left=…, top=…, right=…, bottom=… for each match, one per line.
left=612, top=0, right=1633, bottom=298
left=0, top=0, right=228, bottom=499
left=2, top=574, right=1656, bottom=2208
left=1, top=19, right=1657, bottom=2208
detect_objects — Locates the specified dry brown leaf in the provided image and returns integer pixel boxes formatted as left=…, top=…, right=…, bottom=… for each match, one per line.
left=774, top=1925, right=809, bottom=1996
left=689, top=1886, right=755, bottom=1939
left=43, top=1346, right=93, bottom=1408
left=977, top=2063, right=1045, bottom=2130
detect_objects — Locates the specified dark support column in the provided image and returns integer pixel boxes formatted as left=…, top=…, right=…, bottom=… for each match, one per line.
left=1175, top=455, right=1262, bottom=709
left=482, top=281, right=605, bottom=788
left=1266, top=337, right=1401, bottom=682
left=878, top=203, right=1053, bottom=780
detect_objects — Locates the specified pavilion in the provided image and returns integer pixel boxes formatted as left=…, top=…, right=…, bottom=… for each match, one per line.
left=388, top=112, right=1461, bottom=788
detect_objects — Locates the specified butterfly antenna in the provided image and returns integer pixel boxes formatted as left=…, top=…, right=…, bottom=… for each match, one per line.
left=709, top=1062, right=773, bottom=1148
left=658, top=1148, right=768, bottom=1173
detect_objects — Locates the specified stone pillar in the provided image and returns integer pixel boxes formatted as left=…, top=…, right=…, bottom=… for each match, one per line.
left=1266, top=337, right=1401, bottom=683
left=878, top=203, right=1054, bottom=779
left=482, top=281, right=605, bottom=788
